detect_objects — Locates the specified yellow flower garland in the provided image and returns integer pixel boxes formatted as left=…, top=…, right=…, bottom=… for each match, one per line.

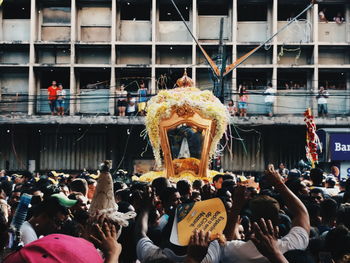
left=145, top=87, right=229, bottom=168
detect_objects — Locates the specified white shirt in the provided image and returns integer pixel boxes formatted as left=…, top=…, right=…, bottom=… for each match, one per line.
left=20, top=221, right=38, bottom=245
left=264, top=88, right=276, bottom=103
left=317, top=91, right=329, bottom=104
left=221, top=226, right=309, bottom=263
left=136, top=237, right=221, bottom=263
left=127, top=97, right=136, bottom=113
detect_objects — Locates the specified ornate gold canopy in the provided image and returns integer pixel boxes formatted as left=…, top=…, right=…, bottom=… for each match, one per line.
left=135, top=70, right=229, bottom=182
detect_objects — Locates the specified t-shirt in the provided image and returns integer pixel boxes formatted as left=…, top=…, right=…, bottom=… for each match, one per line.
left=139, top=89, right=148, bottom=103
left=317, top=91, right=329, bottom=104
left=221, top=226, right=309, bottom=263
left=48, top=86, right=58, bottom=100
left=57, top=89, right=66, bottom=100
left=264, top=88, right=276, bottom=103
left=136, top=237, right=221, bottom=263
left=127, top=97, right=136, bottom=113
left=20, top=221, right=38, bottom=245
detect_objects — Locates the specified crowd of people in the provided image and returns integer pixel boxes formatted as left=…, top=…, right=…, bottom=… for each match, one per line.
left=0, top=162, right=349, bottom=263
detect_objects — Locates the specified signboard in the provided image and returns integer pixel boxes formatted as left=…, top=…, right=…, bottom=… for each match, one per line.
left=170, top=198, right=227, bottom=246
left=330, top=133, right=350, bottom=161
left=340, top=162, right=350, bottom=179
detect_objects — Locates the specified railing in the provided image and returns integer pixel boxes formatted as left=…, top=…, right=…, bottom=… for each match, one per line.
left=1, top=89, right=349, bottom=116
left=319, top=22, right=347, bottom=43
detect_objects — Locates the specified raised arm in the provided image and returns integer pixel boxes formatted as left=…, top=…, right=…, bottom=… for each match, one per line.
left=267, top=165, right=310, bottom=234
left=224, top=186, right=248, bottom=241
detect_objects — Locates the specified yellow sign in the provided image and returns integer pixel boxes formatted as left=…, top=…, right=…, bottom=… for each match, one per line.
left=170, top=198, right=227, bottom=246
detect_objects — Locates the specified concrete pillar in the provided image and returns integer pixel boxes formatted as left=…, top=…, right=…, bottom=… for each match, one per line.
left=191, top=0, right=197, bottom=86
left=231, top=0, right=237, bottom=101
left=28, top=0, right=37, bottom=115
left=151, top=0, right=157, bottom=95
left=312, top=3, right=319, bottom=116
left=69, top=0, right=76, bottom=116
left=272, top=0, right=278, bottom=115
left=346, top=4, right=350, bottom=42
left=0, top=7, right=3, bottom=40
left=109, top=0, right=117, bottom=116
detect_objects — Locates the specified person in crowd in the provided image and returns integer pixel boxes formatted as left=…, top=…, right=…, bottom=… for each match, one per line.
left=56, top=83, right=66, bottom=116
left=138, top=80, right=148, bottom=116
left=317, top=86, right=329, bottom=117
left=212, top=174, right=224, bottom=190
left=333, top=12, right=345, bottom=24
left=264, top=83, right=276, bottom=117
left=277, top=162, right=289, bottom=177
left=238, top=85, right=248, bottom=117
left=2, top=162, right=350, bottom=263
left=20, top=195, right=75, bottom=245
left=227, top=99, right=237, bottom=117
left=116, top=84, right=128, bottom=116
left=126, top=93, right=137, bottom=116
left=47, top=81, right=58, bottom=116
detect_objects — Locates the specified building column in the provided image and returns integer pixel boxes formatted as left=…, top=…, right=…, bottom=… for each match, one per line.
left=312, top=3, right=319, bottom=116
left=151, top=0, right=157, bottom=95
left=69, top=0, right=77, bottom=116
left=109, top=0, right=117, bottom=116
left=28, top=0, right=37, bottom=115
left=191, top=0, right=197, bottom=86
left=272, top=0, right=278, bottom=114
left=231, top=0, right=237, bottom=101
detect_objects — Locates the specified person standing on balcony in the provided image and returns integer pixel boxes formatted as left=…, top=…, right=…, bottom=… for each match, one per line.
left=47, top=81, right=58, bottom=116
left=264, top=83, right=276, bottom=117
left=56, top=83, right=66, bottom=116
left=126, top=93, right=137, bottom=116
left=116, top=84, right=128, bottom=116
left=317, top=86, right=329, bottom=117
left=138, top=80, right=148, bottom=116
left=227, top=99, right=237, bottom=117
left=238, top=85, right=248, bottom=118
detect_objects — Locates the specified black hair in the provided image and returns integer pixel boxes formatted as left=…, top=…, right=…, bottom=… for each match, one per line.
left=310, top=188, right=324, bottom=197
left=337, top=204, right=350, bottom=229
left=213, top=174, right=224, bottom=183
left=320, top=198, right=337, bottom=222
left=176, top=180, right=191, bottom=196
left=159, top=187, right=178, bottom=204
left=310, top=168, right=324, bottom=186
left=70, top=178, right=88, bottom=196
left=284, top=250, right=315, bottom=263
left=152, top=177, right=171, bottom=196
left=33, top=196, right=69, bottom=218
left=325, top=225, right=350, bottom=261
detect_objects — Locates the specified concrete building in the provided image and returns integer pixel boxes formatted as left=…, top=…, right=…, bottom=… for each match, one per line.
left=0, top=0, right=350, bottom=174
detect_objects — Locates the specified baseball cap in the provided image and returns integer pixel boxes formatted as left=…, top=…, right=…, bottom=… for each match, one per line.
left=51, top=193, right=78, bottom=208
left=3, top=234, right=103, bottom=263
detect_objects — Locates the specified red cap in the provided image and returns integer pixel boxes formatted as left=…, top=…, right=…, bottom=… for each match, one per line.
left=3, top=234, right=103, bottom=263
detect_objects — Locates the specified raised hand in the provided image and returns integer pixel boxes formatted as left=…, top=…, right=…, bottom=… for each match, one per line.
left=185, top=230, right=211, bottom=263
left=90, top=222, right=122, bottom=263
left=251, top=219, right=288, bottom=263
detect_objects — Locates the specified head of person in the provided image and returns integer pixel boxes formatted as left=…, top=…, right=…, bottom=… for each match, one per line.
left=213, top=174, right=224, bottom=190
left=52, top=81, right=57, bottom=86
left=325, top=225, right=350, bottom=263
left=151, top=177, right=171, bottom=197
left=8, top=189, right=21, bottom=208
left=58, top=83, right=63, bottom=88
left=319, top=86, right=324, bottom=92
left=68, top=192, right=89, bottom=213
left=31, top=196, right=71, bottom=236
left=228, top=100, right=234, bottom=106
left=86, top=178, right=97, bottom=200
left=176, top=179, right=192, bottom=198
left=250, top=195, right=280, bottom=225
left=283, top=250, right=316, bottom=263
left=159, top=187, right=181, bottom=214
left=310, top=188, right=325, bottom=204
left=310, top=168, right=324, bottom=187
left=279, top=163, right=285, bottom=169
left=339, top=178, right=347, bottom=192
left=326, top=176, right=336, bottom=188
left=337, top=204, right=350, bottom=229
left=320, top=198, right=337, bottom=225
left=70, top=178, right=88, bottom=197
left=22, top=171, right=34, bottom=183
left=285, top=179, right=309, bottom=198
left=192, top=179, right=203, bottom=192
